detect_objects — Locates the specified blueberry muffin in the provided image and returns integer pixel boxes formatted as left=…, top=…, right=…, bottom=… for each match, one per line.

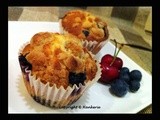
left=60, top=10, right=109, bottom=54
left=18, top=32, right=99, bottom=108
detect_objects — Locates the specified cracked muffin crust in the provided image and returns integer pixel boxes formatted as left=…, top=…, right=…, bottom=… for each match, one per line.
left=61, top=10, right=109, bottom=42
left=20, top=32, right=98, bottom=89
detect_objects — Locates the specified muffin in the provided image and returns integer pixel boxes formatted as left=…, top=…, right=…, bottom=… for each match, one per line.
left=60, top=10, right=109, bottom=54
left=18, top=32, right=99, bottom=108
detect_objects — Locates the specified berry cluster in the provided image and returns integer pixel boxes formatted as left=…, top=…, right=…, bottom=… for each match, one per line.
left=99, top=40, right=142, bottom=97
left=110, top=67, right=142, bottom=97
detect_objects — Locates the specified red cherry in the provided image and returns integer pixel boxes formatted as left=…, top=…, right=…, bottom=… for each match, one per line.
left=100, top=64, right=119, bottom=83
left=99, top=40, right=124, bottom=84
left=112, top=57, right=123, bottom=70
left=100, top=55, right=123, bottom=70
left=101, top=54, right=113, bottom=65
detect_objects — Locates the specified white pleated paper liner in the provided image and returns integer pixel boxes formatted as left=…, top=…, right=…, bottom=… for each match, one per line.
left=59, top=19, right=109, bottom=55
left=18, top=43, right=101, bottom=108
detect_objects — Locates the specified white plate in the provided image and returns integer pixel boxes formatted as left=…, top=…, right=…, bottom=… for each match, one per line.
left=8, top=21, right=152, bottom=114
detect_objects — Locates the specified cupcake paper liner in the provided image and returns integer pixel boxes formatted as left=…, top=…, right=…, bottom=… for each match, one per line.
left=82, top=39, right=108, bottom=54
left=18, top=43, right=101, bottom=108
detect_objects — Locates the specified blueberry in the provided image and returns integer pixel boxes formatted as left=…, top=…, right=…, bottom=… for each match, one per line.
left=119, top=73, right=130, bottom=84
left=129, top=80, right=140, bottom=92
left=120, top=67, right=130, bottom=74
left=119, top=67, right=130, bottom=83
left=69, top=72, right=86, bottom=86
left=130, top=70, right=142, bottom=82
left=19, top=54, right=32, bottom=72
left=82, top=30, right=89, bottom=37
left=110, top=79, right=129, bottom=97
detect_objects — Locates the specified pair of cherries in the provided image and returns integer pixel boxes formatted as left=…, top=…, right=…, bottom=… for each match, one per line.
left=99, top=40, right=124, bottom=83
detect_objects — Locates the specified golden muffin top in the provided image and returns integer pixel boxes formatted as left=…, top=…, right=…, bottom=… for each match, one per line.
left=20, top=32, right=97, bottom=89
left=61, top=10, right=109, bottom=42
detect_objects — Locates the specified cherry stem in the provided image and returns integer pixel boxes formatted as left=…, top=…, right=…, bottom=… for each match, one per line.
left=113, top=39, right=117, bottom=57
left=115, top=44, right=124, bottom=57
left=110, top=39, right=152, bottom=52
left=110, top=43, right=124, bottom=66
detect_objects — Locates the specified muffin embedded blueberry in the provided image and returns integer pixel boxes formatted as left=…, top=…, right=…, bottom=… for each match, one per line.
left=82, top=30, right=89, bottom=37
left=18, top=54, right=32, bottom=72
left=69, top=72, right=86, bottom=86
